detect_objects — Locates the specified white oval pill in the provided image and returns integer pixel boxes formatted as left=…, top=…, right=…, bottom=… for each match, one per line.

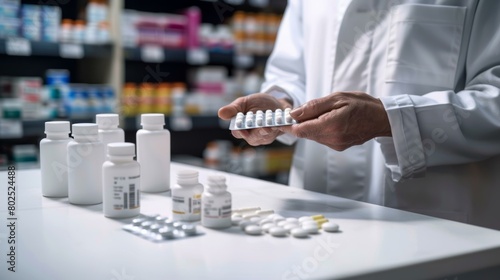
left=302, top=224, right=319, bottom=234
left=273, top=215, right=285, bottom=223
left=256, top=118, right=263, bottom=126
left=235, top=119, right=243, bottom=128
left=237, top=112, right=244, bottom=118
left=231, top=216, right=243, bottom=226
left=286, top=217, right=299, bottom=224
left=291, top=228, right=309, bottom=238
left=182, top=224, right=197, bottom=235
left=159, top=227, right=175, bottom=238
left=277, top=221, right=287, bottom=227
left=269, top=226, right=288, bottom=237
left=262, top=223, right=275, bottom=232
left=322, top=222, right=340, bottom=232
left=243, top=213, right=260, bottom=220
left=245, top=225, right=263, bottom=235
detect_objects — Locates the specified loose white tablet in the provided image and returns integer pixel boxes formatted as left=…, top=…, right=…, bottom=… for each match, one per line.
left=322, top=222, right=340, bottom=232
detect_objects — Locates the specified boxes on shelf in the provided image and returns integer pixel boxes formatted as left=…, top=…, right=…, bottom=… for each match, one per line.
left=232, top=11, right=281, bottom=55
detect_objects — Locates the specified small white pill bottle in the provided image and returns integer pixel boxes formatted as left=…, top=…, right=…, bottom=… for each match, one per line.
left=202, top=174, right=232, bottom=229
left=171, top=170, right=204, bottom=222
left=96, top=113, right=124, bottom=148
left=102, top=143, right=140, bottom=218
left=67, top=123, right=105, bottom=205
left=136, top=114, right=170, bottom=192
left=40, top=121, right=71, bottom=197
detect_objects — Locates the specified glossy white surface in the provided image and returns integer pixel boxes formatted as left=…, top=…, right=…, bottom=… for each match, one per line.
left=1, top=163, right=500, bottom=280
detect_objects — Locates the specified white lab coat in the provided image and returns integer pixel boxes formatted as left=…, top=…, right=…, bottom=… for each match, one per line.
left=261, top=0, right=500, bottom=229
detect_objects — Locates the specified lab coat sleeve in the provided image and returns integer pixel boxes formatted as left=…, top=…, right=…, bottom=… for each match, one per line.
left=260, top=0, right=306, bottom=145
left=379, top=1, right=500, bottom=182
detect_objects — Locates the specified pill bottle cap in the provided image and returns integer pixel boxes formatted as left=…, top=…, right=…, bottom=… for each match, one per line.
left=107, top=142, right=135, bottom=157
left=45, top=121, right=70, bottom=134
left=141, top=114, right=165, bottom=126
left=96, top=114, right=119, bottom=129
left=207, top=175, right=227, bottom=191
left=177, top=170, right=200, bottom=185
left=72, top=123, right=98, bottom=136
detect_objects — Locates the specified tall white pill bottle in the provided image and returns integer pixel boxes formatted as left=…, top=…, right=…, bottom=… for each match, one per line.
left=136, top=114, right=170, bottom=192
left=40, top=121, right=71, bottom=197
left=67, top=123, right=105, bottom=205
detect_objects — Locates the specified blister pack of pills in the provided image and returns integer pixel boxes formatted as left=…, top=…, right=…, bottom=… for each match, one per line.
left=229, top=109, right=297, bottom=130
left=122, top=214, right=203, bottom=242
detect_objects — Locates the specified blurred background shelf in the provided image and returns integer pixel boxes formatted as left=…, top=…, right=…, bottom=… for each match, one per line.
left=0, top=39, right=113, bottom=58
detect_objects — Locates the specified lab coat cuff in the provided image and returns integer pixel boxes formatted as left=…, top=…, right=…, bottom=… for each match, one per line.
left=380, top=95, right=426, bottom=181
left=262, top=85, right=302, bottom=108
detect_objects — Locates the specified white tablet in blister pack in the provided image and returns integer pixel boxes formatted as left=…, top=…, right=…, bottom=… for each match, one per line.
left=229, top=108, right=297, bottom=130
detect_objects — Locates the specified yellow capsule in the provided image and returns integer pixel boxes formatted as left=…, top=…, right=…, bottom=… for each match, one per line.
left=315, top=218, right=329, bottom=225
left=311, top=215, right=325, bottom=220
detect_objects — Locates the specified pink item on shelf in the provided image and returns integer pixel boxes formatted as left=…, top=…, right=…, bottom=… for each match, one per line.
left=185, top=6, right=201, bottom=49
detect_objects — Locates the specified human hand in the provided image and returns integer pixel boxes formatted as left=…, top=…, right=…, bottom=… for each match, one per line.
left=278, top=92, right=391, bottom=151
left=218, top=93, right=293, bottom=146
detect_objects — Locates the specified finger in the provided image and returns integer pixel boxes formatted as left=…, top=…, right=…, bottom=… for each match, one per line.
left=218, top=97, right=247, bottom=120
left=290, top=94, right=344, bottom=122
left=232, top=129, right=250, bottom=139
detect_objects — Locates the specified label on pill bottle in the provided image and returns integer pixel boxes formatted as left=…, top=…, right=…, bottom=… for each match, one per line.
left=203, top=198, right=231, bottom=219
left=172, top=194, right=202, bottom=215
left=112, top=175, right=140, bottom=210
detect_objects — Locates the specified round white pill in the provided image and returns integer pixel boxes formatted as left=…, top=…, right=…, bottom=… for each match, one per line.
left=237, top=112, right=244, bottom=118
left=149, top=224, right=162, bottom=233
left=322, top=222, right=340, bottom=232
left=232, top=216, right=243, bottom=226
left=266, top=117, right=273, bottom=125
left=302, top=224, right=319, bottom=234
left=235, top=119, right=243, bottom=128
left=262, top=223, right=275, bottom=232
left=256, top=118, right=263, bottom=126
left=132, top=218, right=145, bottom=227
left=256, top=110, right=264, bottom=116
left=291, top=228, right=309, bottom=238
left=140, top=221, right=153, bottom=229
left=286, top=217, right=299, bottom=224
left=245, top=225, right=263, bottom=235
left=173, top=222, right=184, bottom=229
left=269, top=226, right=288, bottom=237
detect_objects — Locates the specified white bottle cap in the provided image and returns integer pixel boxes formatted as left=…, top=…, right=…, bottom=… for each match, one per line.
left=72, top=123, right=98, bottom=136
left=141, top=114, right=165, bottom=126
left=177, top=169, right=198, bottom=179
left=45, top=121, right=70, bottom=134
left=107, top=142, right=135, bottom=157
left=96, top=114, right=119, bottom=129
left=207, top=175, right=227, bottom=191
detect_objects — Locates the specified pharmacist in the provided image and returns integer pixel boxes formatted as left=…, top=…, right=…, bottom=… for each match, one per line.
left=219, top=1, right=500, bottom=230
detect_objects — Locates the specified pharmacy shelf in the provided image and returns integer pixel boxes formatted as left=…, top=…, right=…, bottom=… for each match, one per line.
left=0, top=38, right=113, bottom=59
left=123, top=46, right=267, bottom=67
left=123, top=115, right=230, bottom=131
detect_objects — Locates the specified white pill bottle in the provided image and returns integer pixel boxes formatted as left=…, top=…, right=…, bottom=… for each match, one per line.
left=40, top=121, right=71, bottom=197
left=96, top=113, right=124, bottom=148
left=136, top=114, right=170, bottom=192
left=102, top=143, right=140, bottom=218
left=202, top=174, right=232, bottom=229
left=172, top=170, right=204, bottom=221
left=67, top=123, right=105, bottom=205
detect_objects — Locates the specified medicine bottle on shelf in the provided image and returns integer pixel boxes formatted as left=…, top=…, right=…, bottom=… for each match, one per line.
left=96, top=113, right=124, bottom=149
left=136, top=114, right=170, bottom=192
left=67, top=123, right=105, bottom=205
left=172, top=170, right=204, bottom=222
left=202, top=174, right=232, bottom=229
left=102, top=142, right=140, bottom=218
left=40, top=121, right=71, bottom=197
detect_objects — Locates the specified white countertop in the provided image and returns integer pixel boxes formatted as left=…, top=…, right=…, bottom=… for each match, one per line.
left=1, top=162, right=500, bottom=280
